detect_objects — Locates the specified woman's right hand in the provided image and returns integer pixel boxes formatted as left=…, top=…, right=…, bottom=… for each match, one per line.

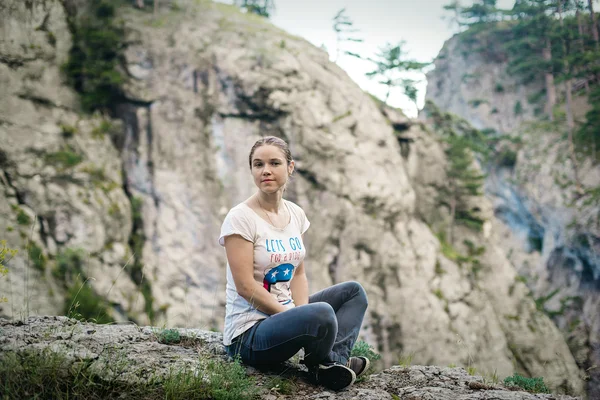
left=224, top=234, right=289, bottom=315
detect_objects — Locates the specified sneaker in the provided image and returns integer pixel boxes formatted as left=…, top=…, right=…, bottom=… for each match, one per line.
left=312, top=362, right=356, bottom=391
left=347, top=356, right=370, bottom=378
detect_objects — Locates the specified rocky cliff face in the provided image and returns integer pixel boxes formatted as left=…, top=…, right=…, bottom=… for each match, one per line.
left=425, top=32, right=600, bottom=398
left=0, top=0, right=587, bottom=395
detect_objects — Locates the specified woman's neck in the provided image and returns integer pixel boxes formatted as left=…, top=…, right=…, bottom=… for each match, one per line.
left=255, top=192, right=284, bottom=213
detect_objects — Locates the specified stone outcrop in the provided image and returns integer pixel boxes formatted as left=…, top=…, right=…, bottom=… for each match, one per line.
left=425, top=30, right=600, bottom=398
left=0, top=316, right=583, bottom=399
left=0, top=0, right=588, bottom=396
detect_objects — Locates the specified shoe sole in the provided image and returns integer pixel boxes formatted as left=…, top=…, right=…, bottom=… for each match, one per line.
left=317, top=364, right=356, bottom=391
left=356, top=357, right=370, bottom=378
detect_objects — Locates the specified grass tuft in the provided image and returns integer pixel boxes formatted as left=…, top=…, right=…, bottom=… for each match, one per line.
left=0, top=349, right=259, bottom=400
left=157, top=328, right=181, bottom=345
left=504, top=373, right=550, bottom=394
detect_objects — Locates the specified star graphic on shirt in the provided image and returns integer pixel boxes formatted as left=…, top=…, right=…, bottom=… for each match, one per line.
left=283, top=268, right=290, bottom=276
left=271, top=271, right=278, bottom=278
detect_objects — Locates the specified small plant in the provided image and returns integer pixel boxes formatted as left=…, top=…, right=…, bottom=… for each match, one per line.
left=202, top=357, right=259, bottom=400
left=398, top=353, right=414, bottom=367
left=1, top=240, right=18, bottom=303
left=466, top=366, right=477, bottom=375
left=514, top=100, right=523, bottom=116
left=351, top=340, right=381, bottom=362
left=108, top=202, right=121, bottom=217
left=158, top=329, right=181, bottom=345
left=496, top=148, right=517, bottom=168
left=503, top=373, right=550, bottom=394
left=13, top=205, right=32, bottom=226
left=266, top=376, right=296, bottom=395
left=483, top=369, right=500, bottom=385
left=59, top=123, right=77, bottom=138
left=468, top=99, right=487, bottom=108
left=434, top=260, right=446, bottom=275
left=53, top=248, right=86, bottom=282
left=91, top=120, right=114, bottom=139
left=44, top=146, right=83, bottom=169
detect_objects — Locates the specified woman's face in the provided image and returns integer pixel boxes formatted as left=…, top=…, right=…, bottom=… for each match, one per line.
left=251, top=145, right=294, bottom=194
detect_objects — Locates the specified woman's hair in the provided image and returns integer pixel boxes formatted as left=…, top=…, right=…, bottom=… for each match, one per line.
left=248, top=136, right=293, bottom=169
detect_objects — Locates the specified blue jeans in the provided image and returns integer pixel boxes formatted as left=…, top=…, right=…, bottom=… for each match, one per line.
left=225, top=281, right=368, bottom=367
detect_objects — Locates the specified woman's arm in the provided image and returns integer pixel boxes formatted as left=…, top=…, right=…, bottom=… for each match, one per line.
left=291, top=260, right=309, bottom=306
left=224, top=234, right=288, bottom=315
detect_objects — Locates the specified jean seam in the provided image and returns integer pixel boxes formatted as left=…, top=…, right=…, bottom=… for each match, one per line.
left=250, top=331, right=324, bottom=352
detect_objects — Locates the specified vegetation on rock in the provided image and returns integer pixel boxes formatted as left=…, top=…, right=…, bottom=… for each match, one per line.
left=504, top=373, right=551, bottom=394
left=444, top=0, right=600, bottom=166
left=62, top=0, right=126, bottom=112
left=0, top=241, right=18, bottom=303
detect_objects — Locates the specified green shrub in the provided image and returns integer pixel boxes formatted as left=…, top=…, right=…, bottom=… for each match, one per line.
left=494, top=83, right=504, bottom=93
left=504, top=373, right=550, bottom=394
left=59, top=123, right=77, bottom=138
left=44, top=146, right=83, bottom=169
left=15, top=207, right=32, bottom=226
left=351, top=340, right=381, bottom=362
left=91, top=120, right=114, bottom=139
left=468, top=99, right=487, bottom=108
left=53, top=248, right=86, bottom=282
left=158, top=329, right=181, bottom=345
left=514, top=101, right=523, bottom=116
left=496, top=148, right=517, bottom=168
left=62, top=0, right=126, bottom=112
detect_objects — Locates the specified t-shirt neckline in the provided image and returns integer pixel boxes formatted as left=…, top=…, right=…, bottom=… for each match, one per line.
left=241, top=201, right=292, bottom=231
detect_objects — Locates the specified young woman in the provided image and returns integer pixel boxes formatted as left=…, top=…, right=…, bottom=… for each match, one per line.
left=219, top=136, right=370, bottom=391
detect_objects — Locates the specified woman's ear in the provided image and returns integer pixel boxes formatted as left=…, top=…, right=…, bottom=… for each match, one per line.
left=288, top=160, right=295, bottom=176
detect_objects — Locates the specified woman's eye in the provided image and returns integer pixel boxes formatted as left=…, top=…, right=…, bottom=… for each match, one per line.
left=254, top=163, right=262, bottom=167
left=272, top=162, right=280, bottom=166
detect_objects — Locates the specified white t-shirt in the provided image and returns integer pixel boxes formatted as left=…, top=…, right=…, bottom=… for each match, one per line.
left=219, top=199, right=310, bottom=345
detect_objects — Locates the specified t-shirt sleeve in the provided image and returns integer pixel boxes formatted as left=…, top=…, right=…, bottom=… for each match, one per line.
left=300, top=209, right=310, bottom=234
left=219, top=208, right=255, bottom=246
left=292, top=203, right=310, bottom=234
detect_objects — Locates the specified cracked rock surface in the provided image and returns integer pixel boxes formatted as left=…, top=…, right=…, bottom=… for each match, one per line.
left=0, top=317, right=581, bottom=400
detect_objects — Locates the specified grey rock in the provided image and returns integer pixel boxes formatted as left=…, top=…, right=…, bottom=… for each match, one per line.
left=0, top=317, right=581, bottom=400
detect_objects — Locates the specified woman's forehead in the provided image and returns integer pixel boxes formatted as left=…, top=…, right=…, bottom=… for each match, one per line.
left=252, top=145, right=286, bottom=159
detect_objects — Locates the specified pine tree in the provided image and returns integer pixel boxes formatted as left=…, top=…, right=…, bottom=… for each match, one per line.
left=505, top=0, right=558, bottom=120
left=332, top=8, right=363, bottom=63
left=235, top=0, right=275, bottom=18
left=364, top=42, right=429, bottom=107
left=442, top=136, right=486, bottom=242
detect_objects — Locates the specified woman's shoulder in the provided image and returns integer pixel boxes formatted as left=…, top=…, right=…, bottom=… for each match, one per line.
left=284, top=199, right=307, bottom=218
left=225, top=202, right=253, bottom=220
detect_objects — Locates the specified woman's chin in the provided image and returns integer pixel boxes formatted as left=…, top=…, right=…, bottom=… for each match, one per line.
left=258, top=186, right=282, bottom=195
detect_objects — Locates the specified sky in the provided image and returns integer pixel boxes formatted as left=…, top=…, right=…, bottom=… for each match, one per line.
left=218, top=0, right=516, bottom=117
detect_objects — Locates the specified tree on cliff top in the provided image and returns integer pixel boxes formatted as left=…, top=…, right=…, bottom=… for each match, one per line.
left=332, top=8, right=363, bottom=63
left=234, top=0, right=275, bottom=18
left=364, top=42, right=429, bottom=107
